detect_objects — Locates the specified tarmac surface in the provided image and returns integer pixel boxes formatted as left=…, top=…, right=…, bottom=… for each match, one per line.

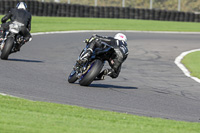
left=0, top=31, right=200, bottom=122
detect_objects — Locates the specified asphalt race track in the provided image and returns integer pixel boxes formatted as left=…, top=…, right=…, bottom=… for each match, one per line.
left=0, top=31, right=200, bottom=122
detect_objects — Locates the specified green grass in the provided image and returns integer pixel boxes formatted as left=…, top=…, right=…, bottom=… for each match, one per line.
left=182, top=51, right=200, bottom=79
left=0, top=16, right=200, bottom=132
left=1, top=15, right=200, bottom=33
left=31, top=16, right=200, bottom=33
left=1, top=95, right=200, bottom=133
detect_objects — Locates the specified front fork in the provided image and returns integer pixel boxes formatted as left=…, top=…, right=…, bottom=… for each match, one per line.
left=73, top=61, right=89, bottom=79
left=0, top=40, right=5, bottom=51
left=0, top=31, right=9, bottom=51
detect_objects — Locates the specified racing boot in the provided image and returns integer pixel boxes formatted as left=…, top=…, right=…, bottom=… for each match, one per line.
left=13, top=40, right=25, bottom=52
left=77, top=48, right=93, bottom=64
left=95, top=69, right=111, bottom=80
left=13, top=44, right=22, bottom=52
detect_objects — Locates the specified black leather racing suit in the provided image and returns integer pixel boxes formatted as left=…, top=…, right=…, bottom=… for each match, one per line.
left=0, top=8, right=32, bottom=42
left=87, top=35, right=129, bottom=78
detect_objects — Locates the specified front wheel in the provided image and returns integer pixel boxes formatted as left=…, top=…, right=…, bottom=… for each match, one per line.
left=1, top=37, right=14, bottom=60
left=79, top=59, right=104, bottom=86
left=68, top=70, right=78, bottom=83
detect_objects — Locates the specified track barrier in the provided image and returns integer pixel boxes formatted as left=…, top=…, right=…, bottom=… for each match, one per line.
left=0, top=0, right=199, bottom=22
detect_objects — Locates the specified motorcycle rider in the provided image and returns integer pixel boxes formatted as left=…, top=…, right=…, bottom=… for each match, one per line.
left=78, top=33, right=129, bottom=79
left=0, top=2, right=32, bottom=51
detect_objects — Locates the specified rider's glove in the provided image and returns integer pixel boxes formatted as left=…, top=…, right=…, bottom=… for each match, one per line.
left=84, top=39, right=89, bottom=44
left=85, top=35, right=100, bottom=44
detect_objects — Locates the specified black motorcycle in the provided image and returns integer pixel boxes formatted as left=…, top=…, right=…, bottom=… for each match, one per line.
left=68, top=40, right=114, bottom=86
left=0, top=21, right=24, bottom=60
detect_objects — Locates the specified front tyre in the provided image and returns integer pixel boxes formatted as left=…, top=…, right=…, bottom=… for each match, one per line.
left=79, top=59, right=104, bottom=86
left=68, top=70, right=78, bottom=83
left=1, top=37, right=14, bottom=60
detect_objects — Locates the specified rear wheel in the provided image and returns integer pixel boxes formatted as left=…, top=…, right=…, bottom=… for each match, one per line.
left=1, top=37, right=14, bottom=60
left=79, top=59, right=104, bottom=86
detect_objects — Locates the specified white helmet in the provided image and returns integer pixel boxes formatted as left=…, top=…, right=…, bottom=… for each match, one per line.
left=114, top=33, right=127, bottom=42
left=16, top=2, right=27, bottom=10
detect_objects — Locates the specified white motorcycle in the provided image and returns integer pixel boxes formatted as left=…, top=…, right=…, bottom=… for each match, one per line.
left=0, top=21, right=24, bottom=60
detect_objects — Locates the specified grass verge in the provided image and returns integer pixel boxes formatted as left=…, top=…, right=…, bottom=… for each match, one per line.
left=1, top=15, right=200, bottom=33
left=182, top=51, right=200, bottom=79
left=0, top=16, right=200, bottom=132
left=31, top=16, right=200, bottom=33
left=1, top=95, right=200, bottom=133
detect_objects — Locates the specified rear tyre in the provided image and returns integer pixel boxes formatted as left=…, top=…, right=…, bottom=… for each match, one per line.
left=1, top=37, right=14, bottom=60
left=79, top=59, right=104, bottom=86
left=68, top=70, right=78, bottom=83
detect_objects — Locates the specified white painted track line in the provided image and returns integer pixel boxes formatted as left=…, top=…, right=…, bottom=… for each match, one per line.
left=175, top=49, right=200, bottom=83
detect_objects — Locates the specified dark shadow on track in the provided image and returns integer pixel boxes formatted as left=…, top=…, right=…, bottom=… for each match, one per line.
left=8, top=58, right=44, bottom=63
left=90, top=83, right=138, bottom=89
